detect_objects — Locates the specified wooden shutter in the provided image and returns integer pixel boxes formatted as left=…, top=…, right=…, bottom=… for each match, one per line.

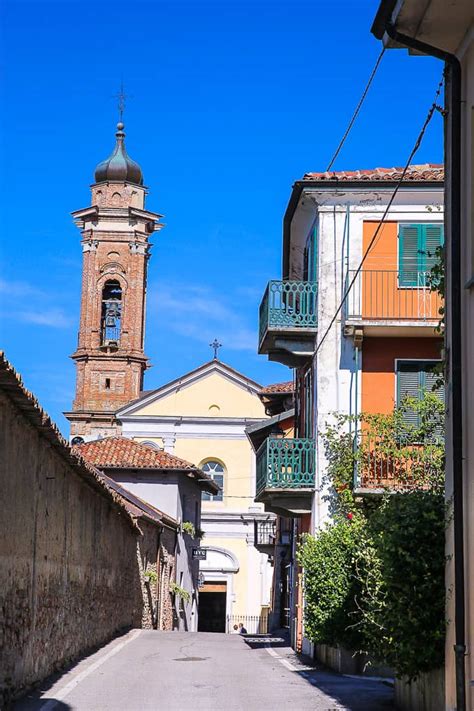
left=423, top=224, right=444, bottom=276
left=397, top=362, right=421, bottom=427
left=399, top=224, right=421, bottom=286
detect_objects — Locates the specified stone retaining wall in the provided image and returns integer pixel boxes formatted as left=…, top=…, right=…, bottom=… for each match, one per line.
left=0, top=386, right=143, bottom=705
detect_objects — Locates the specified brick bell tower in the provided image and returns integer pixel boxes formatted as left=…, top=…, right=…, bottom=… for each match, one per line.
left=65, top=120, right=163, bottom=441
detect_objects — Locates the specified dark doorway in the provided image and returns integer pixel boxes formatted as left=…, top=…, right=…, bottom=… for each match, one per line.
left=198, top=582, right=227, bottom=632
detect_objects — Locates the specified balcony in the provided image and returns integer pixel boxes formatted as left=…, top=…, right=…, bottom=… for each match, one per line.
left=345, top=270, right=442, bottom=337
left=258, top=280, right=318, bottom=366
left=354, top=433, right=442, bottom=495
left=254, top=519, right=276, bottom=555
left=255, top=437, right=315, bottom=516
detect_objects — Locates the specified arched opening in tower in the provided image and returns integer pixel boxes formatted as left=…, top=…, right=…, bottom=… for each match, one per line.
left=101, top=280, right=122, bottom=346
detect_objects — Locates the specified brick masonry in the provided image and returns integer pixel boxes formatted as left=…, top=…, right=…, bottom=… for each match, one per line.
left=65, top=178, right=163, bottom=439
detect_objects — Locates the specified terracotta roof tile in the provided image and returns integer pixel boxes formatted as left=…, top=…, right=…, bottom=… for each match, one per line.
left=75, top=437, right=220, bottom=495
left=303, top=164, right=444, bottom=183
left=76, top=436, right=197, bottom=470
left=260, top=381, right=294, bottom=394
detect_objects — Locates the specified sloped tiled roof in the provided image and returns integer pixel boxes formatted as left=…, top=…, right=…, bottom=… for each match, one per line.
left=259, top=381, right=294, bottom=394
left=76, top=437, right=219, bottom=494
left=303, top=164, right=444, bottom=183
left=76, top=437, right=197, bottom=470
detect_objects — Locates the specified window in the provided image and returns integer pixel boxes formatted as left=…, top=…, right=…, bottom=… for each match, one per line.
left=201, top=460, right=224, bottom=502
left=101, top=280, right=122, bottom=345
left=303, top=224, right=318, bottom=282
left=396, top=360, right=444, bottom=428
left=105, top=378, right=111, bottom=390
left=398, top=223, right=444, bottom=287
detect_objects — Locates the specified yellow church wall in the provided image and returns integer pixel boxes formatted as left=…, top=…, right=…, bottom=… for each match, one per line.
left=174, top=437, right=257, bottom=506
left=135, top=372, right=266, bottom=419
left=125, top=362, right=273, bottom=622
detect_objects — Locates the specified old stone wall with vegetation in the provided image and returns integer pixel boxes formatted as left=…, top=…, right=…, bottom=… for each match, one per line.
left=158, top=526, right=176, bottom=631
left=0, top=386, right=143, bottom=705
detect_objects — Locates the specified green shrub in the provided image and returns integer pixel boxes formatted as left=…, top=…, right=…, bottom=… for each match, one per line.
left=369, top=491, right=446, bottom=677
left=298, top=393, right=446, bottom=679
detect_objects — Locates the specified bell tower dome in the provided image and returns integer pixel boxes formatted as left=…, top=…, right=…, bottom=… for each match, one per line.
left=64, top=121, right=163, bottom=440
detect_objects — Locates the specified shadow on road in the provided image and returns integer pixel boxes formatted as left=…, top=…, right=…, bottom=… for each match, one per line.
left=243, top=632, right=394, bottom=711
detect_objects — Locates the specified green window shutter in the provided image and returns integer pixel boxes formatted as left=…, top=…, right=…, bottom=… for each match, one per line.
left=399, top=224, right=422, bottom=286
left=422, top=224, right=444, bottom=277
left=397, top=362, right=421, bottom=427
left=304, top=225, right=318, bottom=283
left=423, top=367, right=444, bottom=405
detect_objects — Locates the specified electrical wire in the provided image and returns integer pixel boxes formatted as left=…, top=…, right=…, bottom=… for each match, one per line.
left=315, top=76, right=444, bottom=357
left=326, top=47, right=386, bottom=172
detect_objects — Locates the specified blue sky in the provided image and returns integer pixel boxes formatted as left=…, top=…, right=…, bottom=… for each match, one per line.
left=0, top=0, right=443, bottom=433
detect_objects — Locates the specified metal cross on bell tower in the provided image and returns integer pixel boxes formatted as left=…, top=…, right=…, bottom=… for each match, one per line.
left=209, top=339, right=222, bottom=360
left=114, top=80, right=128, bottom=123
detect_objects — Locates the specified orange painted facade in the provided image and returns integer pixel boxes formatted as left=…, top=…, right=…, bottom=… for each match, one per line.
left=360, top=221, right=442, bottom=321
left=361, top=337, right=442, bottom=414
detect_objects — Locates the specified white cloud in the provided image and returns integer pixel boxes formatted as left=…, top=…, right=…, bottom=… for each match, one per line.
left=17, top=308, right=73, bottom=329
left=150, top=282, right=257, bottom=352
left=0, top=279, right=73, bottom=329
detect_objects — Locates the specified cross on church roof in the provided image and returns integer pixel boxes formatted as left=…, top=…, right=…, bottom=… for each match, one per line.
left=114, top=80, right=129, bottom=123
left=209, top=339, right=222, bottom=360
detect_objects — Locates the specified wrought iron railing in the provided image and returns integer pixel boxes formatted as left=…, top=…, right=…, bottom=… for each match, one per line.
left=226, top=611, right=269, bottom=634
left=254, top=519, right=276, bottom=548
left=256, top=437, right=315, bottom=497
left=355, top=433, right=443, bottom=491
left=345, top=270, right=443, bottom=322
left=259, top=280, right=318, bottom=347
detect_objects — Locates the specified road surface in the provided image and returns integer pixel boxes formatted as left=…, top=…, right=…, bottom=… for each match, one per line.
left=16, top=630, right=394, bottom=711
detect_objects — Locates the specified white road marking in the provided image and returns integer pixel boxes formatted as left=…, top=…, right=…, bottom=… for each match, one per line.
left=39, top=629, right=142, bottom=711
left=264, top=643, right=300, bottom=672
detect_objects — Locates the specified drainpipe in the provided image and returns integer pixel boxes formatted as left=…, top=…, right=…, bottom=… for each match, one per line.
left=353, top=344, right=360, bottom=490
left=383, top=23, right=465, bottom=711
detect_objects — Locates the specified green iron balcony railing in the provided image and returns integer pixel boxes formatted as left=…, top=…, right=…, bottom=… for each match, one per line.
left=259, top=280, right=318, bottom=348
left=256, top=437, right=316, bottom=497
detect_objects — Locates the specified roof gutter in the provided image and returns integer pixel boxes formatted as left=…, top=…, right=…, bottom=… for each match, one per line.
left=380, top=19, right=465, bottom=711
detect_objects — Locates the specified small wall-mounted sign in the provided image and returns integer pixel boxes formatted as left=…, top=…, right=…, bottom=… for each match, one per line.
left=192, top=547, right=207, bottom=560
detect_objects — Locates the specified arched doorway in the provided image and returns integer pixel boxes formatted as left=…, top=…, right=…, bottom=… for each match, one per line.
left=197, top=547, right=239, bottom=633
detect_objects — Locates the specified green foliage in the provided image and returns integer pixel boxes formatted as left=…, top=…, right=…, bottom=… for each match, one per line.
left=426, top=243, right=445, bottom=332
left=143, top=569, right=158, bottom=585
left=369, top=491, right=446, bottom=677
left=181, top=521, right=196, bottom=537
left=297, top=516, right=368, bottom=650
left=322, top=393, right=445, bottom=510
left=169, top=581, right=191, bottom=602
left=298, top=394, right=446, bottom=679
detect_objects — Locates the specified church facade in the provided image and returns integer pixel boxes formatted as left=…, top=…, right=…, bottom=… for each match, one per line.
left=116, top=359, right=274, bottom=632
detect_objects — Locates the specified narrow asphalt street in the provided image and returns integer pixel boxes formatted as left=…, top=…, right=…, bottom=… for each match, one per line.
left=15, top=631, right=394, bottom=711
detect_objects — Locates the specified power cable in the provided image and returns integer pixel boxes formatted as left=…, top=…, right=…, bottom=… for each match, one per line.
left=315, top=76, right=444, bottom=357
left=326, top=47, right=385, bottom=172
